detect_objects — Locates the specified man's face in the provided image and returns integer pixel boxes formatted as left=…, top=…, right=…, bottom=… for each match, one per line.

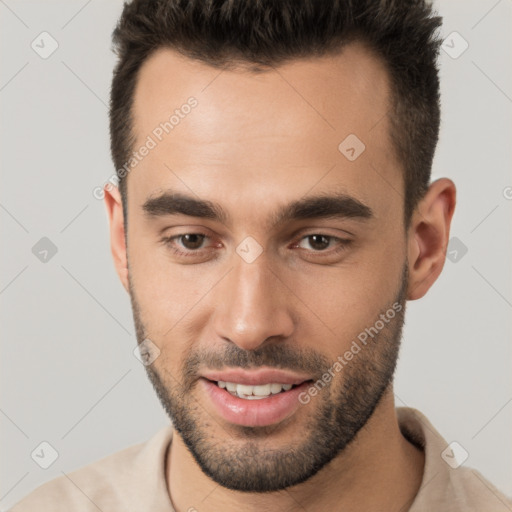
left=125, top=43, right=409, bottom=491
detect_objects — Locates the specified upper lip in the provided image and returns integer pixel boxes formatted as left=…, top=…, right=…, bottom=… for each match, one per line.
left=201, top=368, right=313, bottom=386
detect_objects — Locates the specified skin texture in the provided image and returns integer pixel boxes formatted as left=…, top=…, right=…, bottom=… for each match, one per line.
left=104, top=42, right=456, bottom=511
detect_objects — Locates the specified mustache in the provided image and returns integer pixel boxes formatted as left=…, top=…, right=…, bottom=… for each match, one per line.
left=182, top=342, right=331, bottom=388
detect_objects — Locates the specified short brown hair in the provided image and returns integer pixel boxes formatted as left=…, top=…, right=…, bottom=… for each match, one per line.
left=110, top=0, right=442, bottom=226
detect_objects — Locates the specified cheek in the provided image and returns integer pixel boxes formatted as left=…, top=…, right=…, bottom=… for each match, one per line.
left=128, top=237, right=222, bottom=340
left=286, top=274, right=379, bottom=357
left=284, top=243, right=405, bottom=356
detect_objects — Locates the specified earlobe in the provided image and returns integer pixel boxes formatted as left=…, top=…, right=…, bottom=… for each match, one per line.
left=103, top=184, right=129, bottom=293
left=406, top=178, right=456, bottom=301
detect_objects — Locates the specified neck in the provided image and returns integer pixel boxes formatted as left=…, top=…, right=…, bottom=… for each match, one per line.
left=167, top=387, right=425, bottom=512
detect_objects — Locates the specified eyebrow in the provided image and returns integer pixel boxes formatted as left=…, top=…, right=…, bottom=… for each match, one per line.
left=142, top=190, right=374, bottom=228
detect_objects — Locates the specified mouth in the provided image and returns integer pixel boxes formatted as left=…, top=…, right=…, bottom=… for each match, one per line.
left=199, top=372, right=314, bottom=427
left=208, top=379, right=305, bottom=400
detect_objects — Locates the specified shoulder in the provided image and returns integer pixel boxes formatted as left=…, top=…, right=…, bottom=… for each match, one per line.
left=10, top=425, right=174, bottom=512
left=442, top=466, right=512, bottom=512
left=411, top=464, right=512, bottom=512
left=397, top=407, right=512, bottom=512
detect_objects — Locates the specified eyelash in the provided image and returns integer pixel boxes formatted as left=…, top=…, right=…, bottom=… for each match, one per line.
left=160, top=233, right=215, bottom=259
left=159, top=233, right=352, bottom=259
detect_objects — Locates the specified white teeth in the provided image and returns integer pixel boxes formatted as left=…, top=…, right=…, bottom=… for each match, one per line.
left=237, top=384, right=254, bottom=396
left=216, top=381, right=295, bottom=399
left=270, top=383, right=283, bottom=394
left=253, top=384, right=271, bottom=396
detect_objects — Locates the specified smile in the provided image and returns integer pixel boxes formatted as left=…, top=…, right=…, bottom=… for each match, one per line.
left=216, top=381, right=297, bottom=399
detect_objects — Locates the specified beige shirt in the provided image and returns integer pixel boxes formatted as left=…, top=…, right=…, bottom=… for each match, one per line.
left=10, top=407, right=512, bottom=511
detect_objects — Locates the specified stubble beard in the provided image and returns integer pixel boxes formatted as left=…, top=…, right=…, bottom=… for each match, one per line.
left=128, top=264, right=409, bottom=492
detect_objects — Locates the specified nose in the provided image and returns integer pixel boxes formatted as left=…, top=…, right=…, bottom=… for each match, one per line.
left=211, top=254, right=295, bottom=351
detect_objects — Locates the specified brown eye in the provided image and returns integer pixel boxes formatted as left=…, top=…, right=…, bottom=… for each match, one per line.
left=179, top=234, right=206, bottom=250
left=301, top=234, right=332, bottom=251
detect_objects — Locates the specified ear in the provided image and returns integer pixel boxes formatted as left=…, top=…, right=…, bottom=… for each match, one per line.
left=406, top=178, right=456, bottom=300
left=104, top=184, right=129, bottom=293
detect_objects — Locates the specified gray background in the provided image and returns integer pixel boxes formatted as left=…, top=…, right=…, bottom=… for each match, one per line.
left=1, top=0, right=511, bottom=508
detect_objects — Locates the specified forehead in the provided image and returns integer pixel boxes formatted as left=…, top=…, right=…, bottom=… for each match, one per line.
left=128, top=43, right=402, bottom=225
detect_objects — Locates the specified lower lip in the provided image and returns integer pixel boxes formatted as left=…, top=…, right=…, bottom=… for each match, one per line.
left=201, top=378, right=311, bottom=427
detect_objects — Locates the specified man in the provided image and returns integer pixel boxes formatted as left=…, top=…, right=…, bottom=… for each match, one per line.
left=11, top=0, right=511, bottom=510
